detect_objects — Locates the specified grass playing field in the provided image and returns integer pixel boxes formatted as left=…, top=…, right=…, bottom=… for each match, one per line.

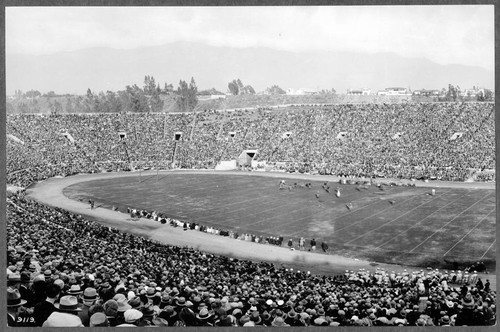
left=63, top=172, right=496, bottom=270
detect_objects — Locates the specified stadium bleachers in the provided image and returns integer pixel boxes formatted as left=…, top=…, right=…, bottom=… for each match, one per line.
left=6, top=102, right=496, bottom=327
left=7, top=103, right=495, bottom=188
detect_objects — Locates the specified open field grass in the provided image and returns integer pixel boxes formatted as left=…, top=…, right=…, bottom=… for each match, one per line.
left=63, top=173, right=496, bottom=270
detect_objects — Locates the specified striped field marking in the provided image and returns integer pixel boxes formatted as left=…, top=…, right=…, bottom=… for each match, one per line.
left=374, top=190, right=473, bottom=249
left=442, top=208, right=496, bottom=257
left=344, top=190, right=452, bottom=245
left=408, top=190, right=494, bottom=253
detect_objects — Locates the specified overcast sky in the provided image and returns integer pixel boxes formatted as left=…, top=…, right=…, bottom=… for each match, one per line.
left=6, top=5, right=494, bottom=71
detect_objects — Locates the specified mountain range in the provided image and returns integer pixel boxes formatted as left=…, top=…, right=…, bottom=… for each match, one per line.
left=6, top=41, right=494, bottom=95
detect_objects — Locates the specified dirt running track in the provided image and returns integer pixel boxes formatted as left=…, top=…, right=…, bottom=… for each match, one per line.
left=26, top=170, right=496, bottom=287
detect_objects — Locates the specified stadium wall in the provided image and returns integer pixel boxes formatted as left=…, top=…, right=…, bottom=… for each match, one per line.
left=215, top=160, right=237, bottom=170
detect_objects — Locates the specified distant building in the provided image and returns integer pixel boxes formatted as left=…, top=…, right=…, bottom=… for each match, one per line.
left=347, top=88, right=371, bottom=96
left=198, top=94, right=227, bottom=100
left=412, top=89, right=440, bottom=97
left=460, top=87, right=493, bottom=98
left=377, top=87, right=411, bottom=96
left=286, top=88, right=318, bottom=95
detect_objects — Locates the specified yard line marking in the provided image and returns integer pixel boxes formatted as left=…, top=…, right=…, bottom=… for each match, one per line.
left=331, top=192, right=445, bottom=232
left=286, top=194, right=423, bottom=238
left=479, top=239, right=496, bottom=260
left=264, top=190, right=405, bottom=227
left=442, top=208, right=495, bottom=257
left=197, top=191, right=299, bottom=219
left=138, top=175, right=157, bottom=184
left=269, top=196, right=381, bottom=223
left=155, top=175, right=246, bottom=196
left=287, top=189, right=455, bottom=238
left=156, top=177, right=284, bottom=214
left=374, top=191, right=472, bottom=249
left=191, top=189, right=304, bottom=223
left=344, top=190, right=451, bottom=245
left=408, top=191, right=494, bottom=253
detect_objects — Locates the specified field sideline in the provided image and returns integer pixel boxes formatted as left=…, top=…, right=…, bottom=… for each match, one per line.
left=26, top=170, right=495, bottom=280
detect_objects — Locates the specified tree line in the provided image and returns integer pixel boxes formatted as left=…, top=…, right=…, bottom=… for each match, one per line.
left=7, top=76, right=199, bottom=114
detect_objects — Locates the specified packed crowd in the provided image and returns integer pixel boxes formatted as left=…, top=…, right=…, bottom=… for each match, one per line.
left=6, top=191, right=497, bottom=327
left=7, top=102, right=495, bottom=188
left=5, top=103, right=496, bottom=327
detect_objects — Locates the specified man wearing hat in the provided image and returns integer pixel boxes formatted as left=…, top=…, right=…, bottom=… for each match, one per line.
left=103, top=299, right=120, bottom=327
left=7, top=272, right=22, bottom=290
left=158, top=305, right=178, bottom=326
left=174, top=296, right=187, bottom=314
left=117, top=308, right=143, bottom=327
left=33, top=283, right=60, bottom=326
left=455, top=293, right=476, bottom=326
left=238, top=314, right=253, bottom=327
left=19, top=271, right=35, bottom=308
left=99, top=281, right=115, bottom=302
left=439, top=315, right=451, bottom=326
left=78, top=287, right=99, bottom=326
left=90, top=312, right=109, bottom=327
left=114, top=293, right=132, bottom=315
left=140, top=304, right=156, bottom=326
left=271, top=316, right=290, bottom=327
left=7, top=287, right=33, bottom=326
left=66, top=284, right=83, bottom=297
left=285, top=309, right=299, bottom=326
left=42, top=295, right=84, bottom=327
left=196, top=307, right=215, bottom=326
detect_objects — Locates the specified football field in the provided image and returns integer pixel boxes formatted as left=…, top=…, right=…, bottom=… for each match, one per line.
left=63, top=172, right=496, bottom=270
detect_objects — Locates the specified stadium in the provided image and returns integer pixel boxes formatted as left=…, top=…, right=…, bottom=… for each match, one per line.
left=6, top=102, right=497, bottom=327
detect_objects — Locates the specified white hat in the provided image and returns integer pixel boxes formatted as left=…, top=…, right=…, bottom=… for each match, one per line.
left=42, top=312, right=84, bottom=327
left=124, top=309, right=143, bottom=323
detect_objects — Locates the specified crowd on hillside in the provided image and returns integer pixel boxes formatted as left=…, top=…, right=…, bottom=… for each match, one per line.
left=7, top=102, right=495, bottom=188
left=6, top=191, right=497, bottom=327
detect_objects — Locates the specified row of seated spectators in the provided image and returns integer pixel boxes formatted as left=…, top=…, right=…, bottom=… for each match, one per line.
left=127, top=207, right=303, bottom=249
left=6, top=191, right=496, bottom=326
left=7, top=102, right=495, bottom=188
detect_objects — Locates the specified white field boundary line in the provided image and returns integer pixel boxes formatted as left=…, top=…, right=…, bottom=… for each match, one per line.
left=82, top=169, right=495, bottom=191
left=374, top=191, right=471, bottom=249
left=61, top=171, right=493, bottom=239
left=442, top=208, right=496, bottom=257
left=252, top=192, right=402, bottom=232
left=147, top=176, right=287, bottom=216
left=201, top=195, right=303, bottom=225
left=479, top=239, right=496, bottom=260
left=194, top=190, right=302, bottom=220
left=190, top=178, right=365, bottom=220
left=343, top=190, right=452, bottom=245
left=285, top=193, right=430, bottom=238
left=146, top=173, right=253, bottom=198
left=267, top=190, right=409, bottom=227
left=408, top=191, right=494, bottom=253
left=168, top=173, right=287, bottom=204
left=259, top=188, right=387, bottom=225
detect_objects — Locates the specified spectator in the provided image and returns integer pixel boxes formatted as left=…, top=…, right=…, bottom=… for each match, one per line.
left=42, top=296, right=84, bottom=327
left=310, top=238, right=316, bottom=251
left=33, top=283, right=60, bottom=326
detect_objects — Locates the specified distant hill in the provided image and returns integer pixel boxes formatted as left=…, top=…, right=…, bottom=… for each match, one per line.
left=6, top=41, right=493, bottom=95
